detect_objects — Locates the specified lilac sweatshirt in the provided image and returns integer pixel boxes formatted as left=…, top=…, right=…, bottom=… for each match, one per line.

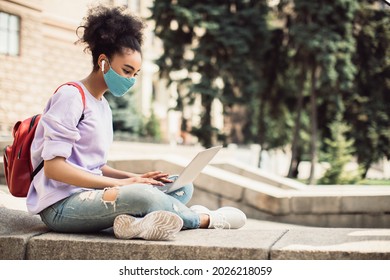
left=26, top=82, right=113, bottom=215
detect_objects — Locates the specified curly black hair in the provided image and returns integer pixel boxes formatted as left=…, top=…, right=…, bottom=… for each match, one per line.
left=76, top=5, right=146, bottom=71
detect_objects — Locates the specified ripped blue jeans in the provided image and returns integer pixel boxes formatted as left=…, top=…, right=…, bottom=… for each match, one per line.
left=39, top=176, right=200, bottom=233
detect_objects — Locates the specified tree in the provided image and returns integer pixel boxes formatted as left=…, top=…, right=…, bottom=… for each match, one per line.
left=106, top=89, right=162, bottom=141
left=345, top=1, right=390, bottom=176
left=318, top=113, right=363, bottom=185
left=106, top=90, right=144, bottom=135
left=145, top=110, right=162, bottom=141
left=281, top=0, right=358, bottom=184
left=151, top=0, right=274, bottom=148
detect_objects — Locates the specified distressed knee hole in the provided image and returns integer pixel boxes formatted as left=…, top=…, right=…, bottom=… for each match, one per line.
left=102, top=187, right=119, bottom=202
left=175, top=190, right=185, bottom=196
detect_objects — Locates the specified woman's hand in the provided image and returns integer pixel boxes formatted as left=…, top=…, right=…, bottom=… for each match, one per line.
left=140, top=171, right=173, bottom=184
left=100, top=166, right=173, bottom=184
left=115, top=171, right=173, bottom=187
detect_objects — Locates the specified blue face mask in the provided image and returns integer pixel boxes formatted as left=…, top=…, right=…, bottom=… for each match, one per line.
left=102, top=61, right=136, bottom=97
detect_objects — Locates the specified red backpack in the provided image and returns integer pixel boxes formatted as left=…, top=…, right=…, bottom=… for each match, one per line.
left=2, top=82, right=86, bottom=197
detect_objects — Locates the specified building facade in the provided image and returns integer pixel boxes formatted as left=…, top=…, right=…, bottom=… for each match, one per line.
left=1, top=0, right=90, bottom=136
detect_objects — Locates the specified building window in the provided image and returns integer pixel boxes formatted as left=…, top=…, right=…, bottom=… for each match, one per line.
left=0, top=11, right=21, bottom=56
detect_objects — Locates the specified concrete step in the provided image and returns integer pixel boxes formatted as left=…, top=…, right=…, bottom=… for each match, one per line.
left=1, top=206, right=389, bottom=260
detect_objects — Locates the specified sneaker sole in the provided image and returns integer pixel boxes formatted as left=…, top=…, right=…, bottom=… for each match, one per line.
left=113, top=211, right=183, bottom=241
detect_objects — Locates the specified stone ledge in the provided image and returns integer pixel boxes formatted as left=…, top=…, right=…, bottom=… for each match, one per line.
left=0, top=208, right=49, bottom=260
left=212, top=161, right=307, bottom=190
left=26, top=229, right=285, bottom=260
left=1, top=207, right=390, bottom=260
left=271, top=228, right=390, bottom=260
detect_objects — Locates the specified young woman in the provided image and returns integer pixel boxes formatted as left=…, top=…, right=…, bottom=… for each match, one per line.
left=26, top=5, right=246, bottom=241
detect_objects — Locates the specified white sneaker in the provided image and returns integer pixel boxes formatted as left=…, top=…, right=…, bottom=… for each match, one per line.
left=190, top=205, right=247, bottom=229
left=113, top=211, right=183, bottom=240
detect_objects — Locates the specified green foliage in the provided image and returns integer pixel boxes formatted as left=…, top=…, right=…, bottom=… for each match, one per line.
left=150, top=0, right=389, bottom=182
left=280, top=0, right=359, bottom=181
left=106, top=92, right=161, bottom=142
left=106, top=91, right=144, bottom=135
left=144, top=111, right=162, bottom=141
left=151, top=0, right=274, bottom=148
left=344, top=2, right=390, bottom=175
left=319, top=114, right=363, bottom=185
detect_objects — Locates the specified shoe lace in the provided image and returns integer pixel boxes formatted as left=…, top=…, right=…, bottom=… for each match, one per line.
left=212, top=212, right=231, bottom=230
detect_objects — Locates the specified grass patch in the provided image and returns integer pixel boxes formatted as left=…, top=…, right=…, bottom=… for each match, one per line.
left=293, top=178, right=390, bottom=186
left=358, top=179, right=390, bottom=186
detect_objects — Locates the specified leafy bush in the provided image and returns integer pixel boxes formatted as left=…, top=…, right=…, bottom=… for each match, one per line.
left=319, top=115, right=364, bottom=185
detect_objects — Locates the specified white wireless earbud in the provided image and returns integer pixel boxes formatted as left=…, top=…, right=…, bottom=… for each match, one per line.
left=101, top=60, right=105, bottom=72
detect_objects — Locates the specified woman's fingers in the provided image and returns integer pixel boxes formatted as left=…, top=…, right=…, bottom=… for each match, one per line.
left=141, top=171, right=162, bottom=178
left=141, top=171, right=172, bottom=182
left=137, top=177, right=164, bottom=186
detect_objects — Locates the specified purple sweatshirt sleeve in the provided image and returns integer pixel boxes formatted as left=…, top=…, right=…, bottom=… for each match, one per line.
left=40, top=86, right=84, bottom=161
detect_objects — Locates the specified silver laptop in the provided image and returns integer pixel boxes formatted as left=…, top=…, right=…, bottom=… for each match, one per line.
left=159, top=146, right=223, bottom=193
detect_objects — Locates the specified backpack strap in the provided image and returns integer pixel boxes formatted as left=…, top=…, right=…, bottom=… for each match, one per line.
left=54, top=82, right=86, bottom=110
left=58, top=82, right=86, bottom=123
left=32, top=161, right=44, bottom=179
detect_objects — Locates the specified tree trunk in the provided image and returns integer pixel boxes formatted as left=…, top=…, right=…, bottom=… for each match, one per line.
left=201, top=94, right=215, bottom=148
left=308, top=63, right=319, bottom=185
left=257, top=94, right=266, bottom=168
left=288, top=63, right=307, bottom=178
